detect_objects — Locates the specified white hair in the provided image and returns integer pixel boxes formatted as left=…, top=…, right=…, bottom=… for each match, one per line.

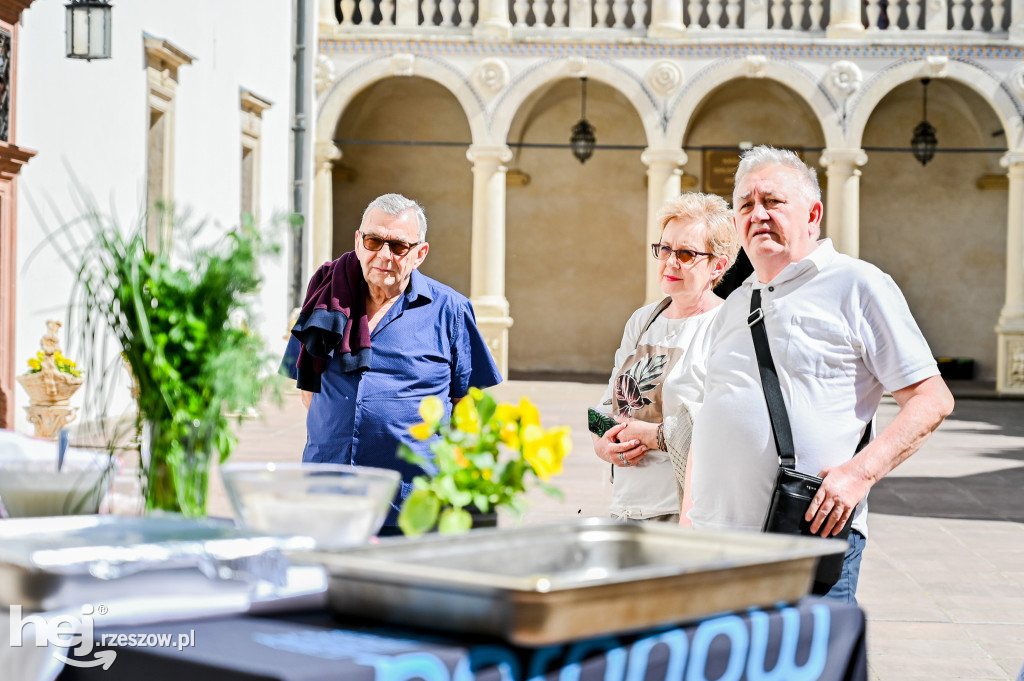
left=733, top=146, right=821, bottom=205
left=362, top=193, right=428, bottom=241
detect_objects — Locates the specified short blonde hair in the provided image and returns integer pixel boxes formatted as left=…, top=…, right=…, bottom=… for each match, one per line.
left=655, top=192, right=739, bottom=288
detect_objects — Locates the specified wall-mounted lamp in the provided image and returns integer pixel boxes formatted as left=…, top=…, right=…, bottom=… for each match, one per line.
left=66, top=0, right=112, bottom=61
left=569, top=78, right=596, bottom=164
left=911, top=78, right=937, bottom=166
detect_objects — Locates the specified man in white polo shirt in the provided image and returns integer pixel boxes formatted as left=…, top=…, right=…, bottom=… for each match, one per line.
left=682, top=146, right=954, bottom=602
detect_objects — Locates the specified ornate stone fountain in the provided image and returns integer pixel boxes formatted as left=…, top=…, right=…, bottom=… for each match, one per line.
left=16, top=320, right=83, bottom=439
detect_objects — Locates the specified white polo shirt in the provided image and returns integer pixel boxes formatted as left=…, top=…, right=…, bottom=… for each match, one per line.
left=688, top=240, right=939, bottom=537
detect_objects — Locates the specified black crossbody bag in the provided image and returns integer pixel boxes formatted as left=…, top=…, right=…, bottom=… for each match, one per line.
left=748, top=289, right=870, bottom=590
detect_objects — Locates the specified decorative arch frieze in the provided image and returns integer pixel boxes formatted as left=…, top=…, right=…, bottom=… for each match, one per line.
left=847, top=57, right=1024, bottom=150
left=316, top=52, right=487, bottom=147
left=665, top=56, right=842, bottom=150
left=489, top=57, right=663, bottom=149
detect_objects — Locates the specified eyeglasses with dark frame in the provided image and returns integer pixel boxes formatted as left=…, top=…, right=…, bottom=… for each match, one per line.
left=358, top=230, right=422, bottom=257
left=651, top=243, right=713, bottom=264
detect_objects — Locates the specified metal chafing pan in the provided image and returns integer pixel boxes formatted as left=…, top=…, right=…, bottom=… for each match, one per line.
left=0, top=515, right=315, bottom=612
left=309, top=518, right=846, bottom=646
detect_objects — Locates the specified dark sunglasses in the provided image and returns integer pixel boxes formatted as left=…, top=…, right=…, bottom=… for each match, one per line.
left=651, top=243, right=713, bottom=264
left=359, top=231, right=421, bottom=257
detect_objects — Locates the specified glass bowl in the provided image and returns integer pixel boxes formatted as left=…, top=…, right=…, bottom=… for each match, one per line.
left=219, top=462, right=401, bottom=549
left=0, top=431, right=118, bottom=517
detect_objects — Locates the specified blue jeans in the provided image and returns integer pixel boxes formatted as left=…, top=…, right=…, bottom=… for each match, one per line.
left=815, top=529, right=866, bottom=604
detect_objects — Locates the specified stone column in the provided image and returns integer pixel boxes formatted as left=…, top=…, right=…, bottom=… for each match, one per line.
left=641, top=148, right=688, bottom=304
left=312, top=141, right=342, bottom=269
left=819, top=148, right=867, bottom=258
left=826, top=0, right=866, bottom=37
left=318, top=0, right=337, bottom=28
left=649, top=0, right=686, bottom=36
left=1011, top=0, right=1024, bottom=40
left=467, top=144, right=515, bottom=376
left=996, top=150, right=1024, bottom=394
left=474, top=0, right=512, bottom=37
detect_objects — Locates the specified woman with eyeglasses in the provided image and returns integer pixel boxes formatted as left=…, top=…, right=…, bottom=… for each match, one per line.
left=591, top=192, right=739, bottom=522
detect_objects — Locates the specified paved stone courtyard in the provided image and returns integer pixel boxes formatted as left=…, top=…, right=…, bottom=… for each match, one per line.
left=216, top=380, right=1024, bottom=681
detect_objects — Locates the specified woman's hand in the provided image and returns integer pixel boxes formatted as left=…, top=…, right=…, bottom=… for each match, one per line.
left=591, top=422, right=647, bottom=467
left=616, top=419, right=660, bottom=451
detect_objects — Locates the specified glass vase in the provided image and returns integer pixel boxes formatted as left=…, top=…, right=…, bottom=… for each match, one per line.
left=141, top=419, right=214, bottom=517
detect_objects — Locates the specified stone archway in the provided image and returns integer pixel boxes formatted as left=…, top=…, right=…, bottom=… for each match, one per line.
left=504, top=77, right=648, bottom=376
left=860, top=79, right=1008, bottom=381
left=331, top=76, right=474, bottom=296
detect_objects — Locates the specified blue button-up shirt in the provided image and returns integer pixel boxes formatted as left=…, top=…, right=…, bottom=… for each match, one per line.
left=283, top=271, right=502, bottom=526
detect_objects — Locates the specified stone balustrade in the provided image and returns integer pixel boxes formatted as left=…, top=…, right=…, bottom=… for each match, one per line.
left=321, top=0, right=1021, bottom=38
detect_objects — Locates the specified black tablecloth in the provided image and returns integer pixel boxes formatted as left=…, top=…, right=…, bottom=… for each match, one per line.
left=59, top=598, right=866, bottom=681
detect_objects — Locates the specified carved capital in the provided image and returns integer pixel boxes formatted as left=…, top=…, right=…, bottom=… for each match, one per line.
left=1000, top=150, right=1024, bottom=171
left=315, top=142, right=343, bottom=168
left=641, top=147, right=688, bottom=169
left=820, top=148, right=868, bottom=169
left=467, top=144, right=514, bottom=166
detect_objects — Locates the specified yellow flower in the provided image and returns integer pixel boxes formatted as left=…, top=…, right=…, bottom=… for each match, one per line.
left=453, top=395, right=481, bottom=433
left=27, top=358, right=40, bottom=371
left=498, top=421, right=520, bottom=449
left=519, top=397, right=541, bottom=427
left=454, top=448, right=469, bottom=468
left=547, top=426, right=573, bottom=461
left=409, top=422, right=433, bottom=441
left=418, top=396, right=444, bottom=425
left=494, top=403, right=519, bottom=423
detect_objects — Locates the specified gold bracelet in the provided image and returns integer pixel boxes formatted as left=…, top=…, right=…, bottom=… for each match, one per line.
left=656, top=423, right=666, bottom=451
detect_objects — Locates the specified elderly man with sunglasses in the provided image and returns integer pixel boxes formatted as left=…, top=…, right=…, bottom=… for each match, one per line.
left=681, top=146, right=954, bottom=602
left=283, top=194, right=501, bottom=534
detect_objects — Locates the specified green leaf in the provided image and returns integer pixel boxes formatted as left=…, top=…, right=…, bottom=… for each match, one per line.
left=476, top=392, right=497, bottom=428
left=398, top=489, right=441, bottom=536
left=437, top=507, right=472, bottom=535
left=438, top=474, right=474, bottom=507
left=397, top=443, right=423, bottom=465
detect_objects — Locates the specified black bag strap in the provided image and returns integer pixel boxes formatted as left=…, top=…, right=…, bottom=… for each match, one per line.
left=636, top=297, right=672, bottom=349
left=748, top=289, right=872, bottom=470
left=748, top=289, right=798, bottom=469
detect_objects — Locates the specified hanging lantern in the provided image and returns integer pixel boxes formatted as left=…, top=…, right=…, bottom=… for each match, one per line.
left=910, top=78, right=937, bottom=166
left=569, top=78, right=596, bottom=164
left=66, top=0, right=113, bottom=61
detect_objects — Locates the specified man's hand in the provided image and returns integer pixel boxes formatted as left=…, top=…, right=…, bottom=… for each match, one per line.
left=805, top=374, right=954, bottom=537
left=591, top=422, right=647, bottom=468
left=301, top=390, right=313, bottom=409
left=806, top=459, right=873, bottom=536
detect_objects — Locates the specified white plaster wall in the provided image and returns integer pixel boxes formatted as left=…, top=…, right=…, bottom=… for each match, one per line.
left=14, top=0, right=294, bottom=434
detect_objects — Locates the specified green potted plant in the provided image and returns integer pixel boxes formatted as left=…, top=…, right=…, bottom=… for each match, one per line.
left=54, top=204, right=290, bottom=517
left=397, top=388, right=572, bottom=535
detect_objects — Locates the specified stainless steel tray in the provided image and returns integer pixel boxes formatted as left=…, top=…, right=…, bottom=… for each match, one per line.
left=309, top=518, right=846, bottom=646
left=0, top=515, right=315, bottom=611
